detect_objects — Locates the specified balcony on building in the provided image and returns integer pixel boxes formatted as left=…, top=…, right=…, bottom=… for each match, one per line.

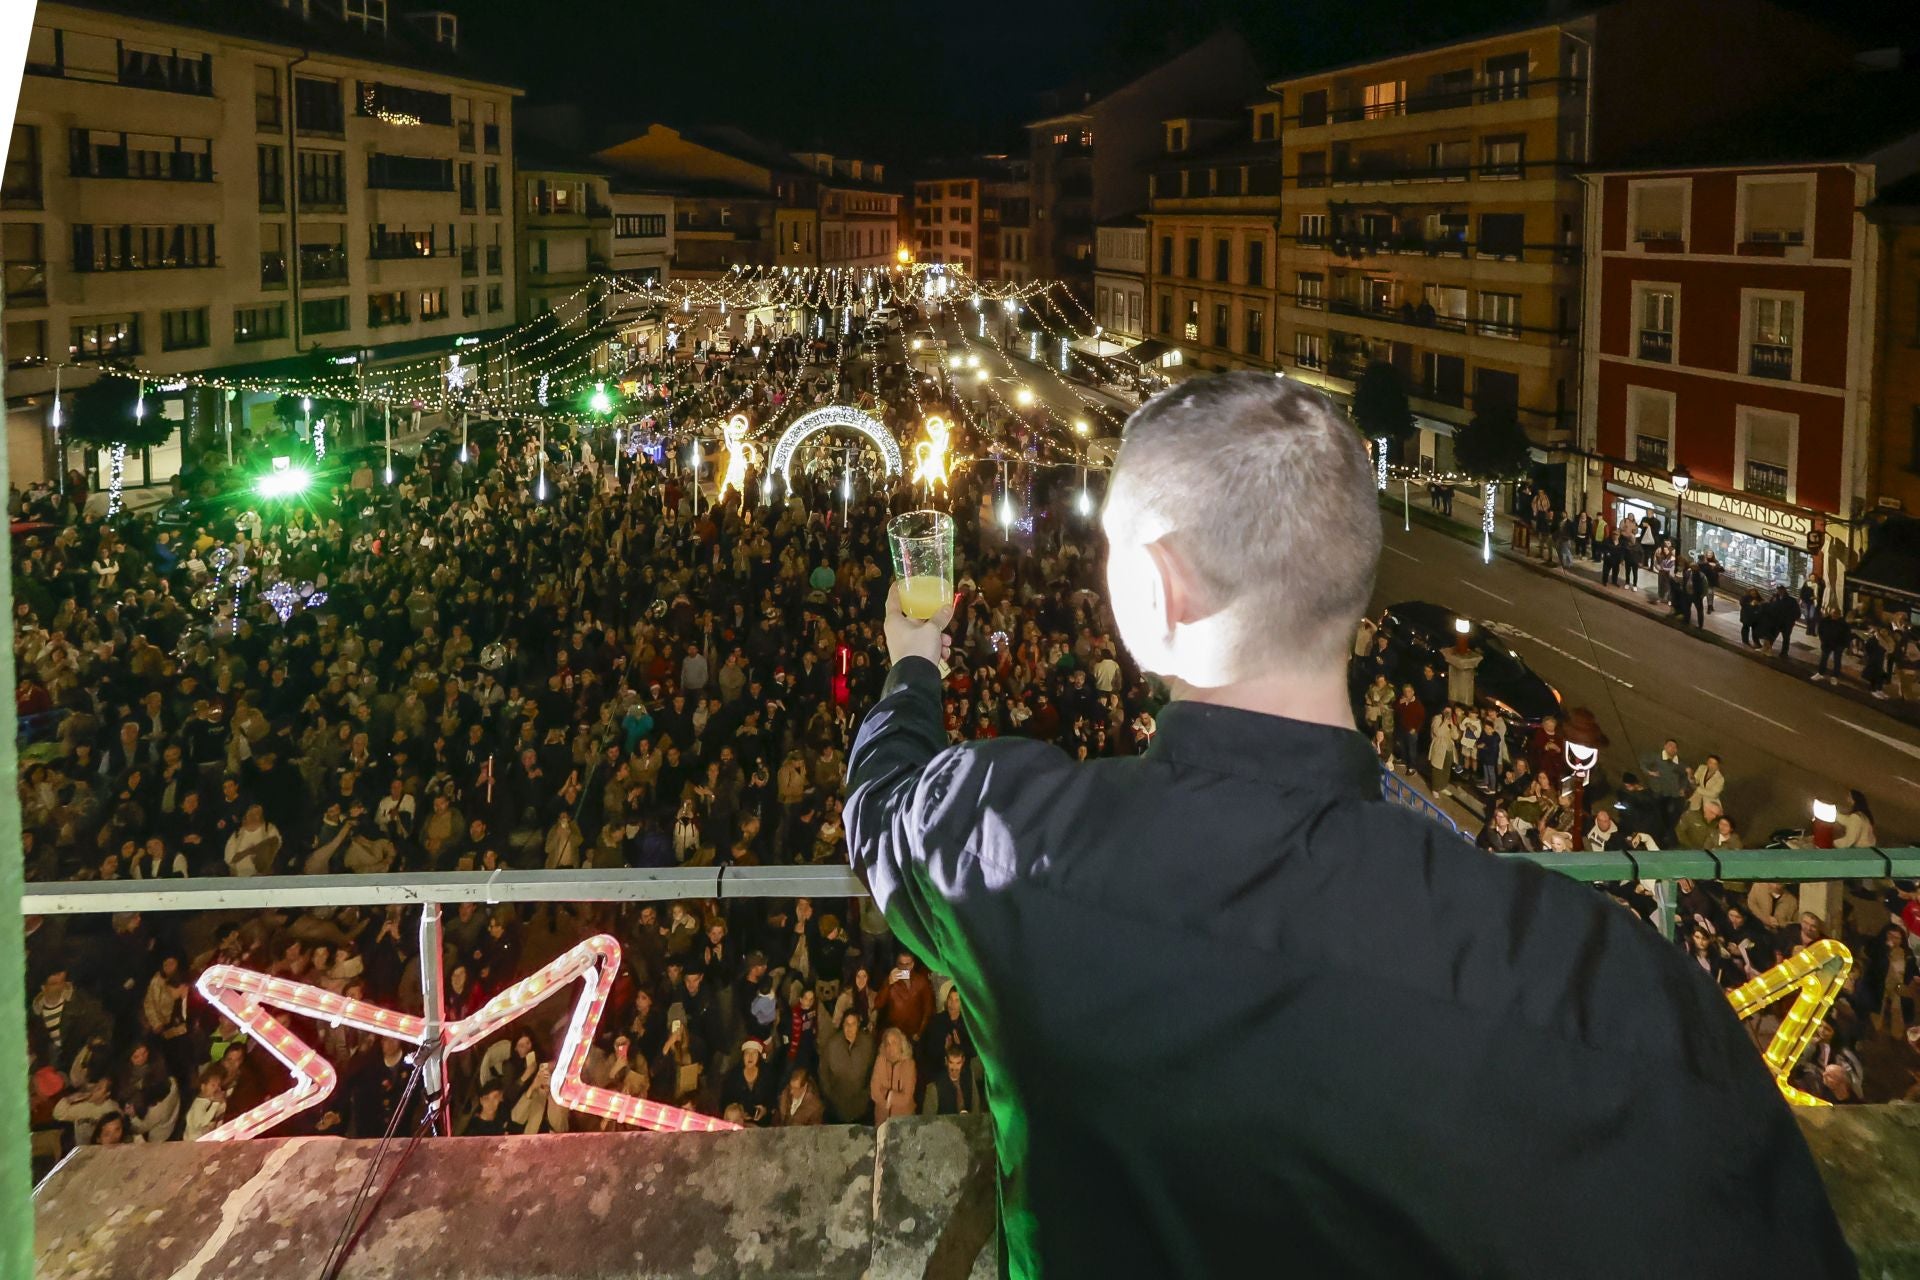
left=261, top=251, right=287, bottom=289
left=1745, top=460, right=1790, bottom=500
left=486, top=245, right=502, bottom=275
left=369, top=229, right=438, bottom=260
left=367, top=153, right=454, bottom=193
left=461, top=246, right=477, bottom=276
left=1639, top=328, right=1674, bottom=363
left=29, top=33, right=213, bottom=97
left=1749, top=343, right=1794, bottom=380
left=4, top=260, right=47, bottom=306
left=357, top=81, right=453, bottom=129
left=299, top=245, right=349, bottom=285
left=69, top=133, right=213, bottom=183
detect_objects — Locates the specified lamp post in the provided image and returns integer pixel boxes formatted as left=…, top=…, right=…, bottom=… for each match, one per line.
left=1810, top=799, right=1838, bottom=849
left=1444, top=617, right=1483, bottom=706
left=1562, top=707, right=1608, bottom=848
left=1670, top=463, right=1691, bottom=560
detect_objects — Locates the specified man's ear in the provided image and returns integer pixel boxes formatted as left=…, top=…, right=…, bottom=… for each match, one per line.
left=1144, top=537, right=1199, bottom=635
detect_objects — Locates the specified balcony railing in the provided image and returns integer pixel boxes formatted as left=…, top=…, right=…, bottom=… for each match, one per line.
left=461, top=246, right=477, bottom=275
left=1638, top=329, right=1674, bottom=363
left=1634, top=435, right=1670, bottom=471
left=1634, top=231, right=1685, bottom=253
left=368, top=236, right=436, bottom=260
left=367, top=154, right=454, bottom=192
left=117, top=47, right=213, bottom=96
left=1749, top=342, right=1794, bottom=380
left=261, top=252, right=287, bottom=288
left=299, top=246, right=348, bottom=284
left=457, top=121, right=474, bottom=152
left=460, top=185, right=476, bottom=213
left=70, top=146, right=213, bottom=182
left=486, top=245, right=502, bottom=274
left=4, top=260, right=47, bottom=304
left=1295, top=292, right=1325, bottom=310
left=1744, top=461, right=1790, bottom=501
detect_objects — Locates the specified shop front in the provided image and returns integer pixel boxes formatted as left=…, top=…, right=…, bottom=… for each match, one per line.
left=1606, top=465, right=1822, bottom=593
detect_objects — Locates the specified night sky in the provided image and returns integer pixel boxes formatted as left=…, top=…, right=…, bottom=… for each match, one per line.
left=444, top=0, right=1919, bottom=167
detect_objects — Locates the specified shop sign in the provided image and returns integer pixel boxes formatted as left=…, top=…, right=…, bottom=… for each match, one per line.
left=1613, top=467, right=1813, bottom=539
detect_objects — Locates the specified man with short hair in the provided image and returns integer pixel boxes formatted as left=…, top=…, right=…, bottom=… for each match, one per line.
left=845, top=372, right=1847, bottom=1276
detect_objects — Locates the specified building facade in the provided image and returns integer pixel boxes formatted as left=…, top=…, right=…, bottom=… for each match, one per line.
left=913, top=174, right=981, bottom=273
left=607, top=185, right=672, bottom=290
left=1143, top=110, right=1284, bottom=378
left=513, top=159, right=610, bottom=321
left=1093, top=217, right=1146, bottom=339
left=4, top=0, right=518, bottom=486
left=980, top=158, right=1032, bottom=284
left=792, top=153, right=901, bottom=269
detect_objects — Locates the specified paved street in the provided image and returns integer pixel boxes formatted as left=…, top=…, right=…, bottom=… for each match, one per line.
left=1369, top=512, right=1920, bottom=844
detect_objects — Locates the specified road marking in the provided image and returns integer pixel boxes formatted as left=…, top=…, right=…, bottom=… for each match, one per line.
left=1383, top=544, right=1420, bottom=562
left=1697, top=687, right=1799, bottom=734
left=1460, top=580, right=1512, bottom=605
left=1563, top=627, right=1633, bottom=660
left=1899, top=777, right=1920, bottom=791
left=1824, top=713, right=1920, bottom=761
left=1484, top=621, right=1633, bottom=690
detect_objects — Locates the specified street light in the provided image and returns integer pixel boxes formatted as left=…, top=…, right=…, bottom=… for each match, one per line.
left=1014, top=387, right=1035, bottom=407
left=1670, top=463, right=1691, bottom=560
left=1073, top=420, right=1090, bottom=435
left=1811, top=799, right=1839, bottom=848
left=1453, top=616, right=1471, bottom=653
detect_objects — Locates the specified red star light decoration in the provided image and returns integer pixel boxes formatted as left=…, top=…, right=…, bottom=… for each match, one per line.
left=195, top=933, right=738, bottom=1140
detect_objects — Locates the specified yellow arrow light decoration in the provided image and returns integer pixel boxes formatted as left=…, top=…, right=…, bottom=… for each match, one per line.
left=715, top=413, right=759, bottom=505
left=1725, top=938, right=1852, bottom=1107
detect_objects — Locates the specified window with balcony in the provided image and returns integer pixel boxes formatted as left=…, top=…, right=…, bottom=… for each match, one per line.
left=255, top=65, right=281, bottom=130
left=1479, top=291, right=1521, bottom=339
left=1423, top=284, right=1468, bottom=330
left=72, top=223, right=216, bottom=271
left=70, top=314, right=139, bottom=361
left=1214, top=238, right=1230, bottom=281
left=370, top=225, right=436, bottom=258
left=1254, top=108, right=1276, bottom=142
left=419, top=288, right=448, bottom=321
left=297, top=149, right=345, bottom=209
left=70, top=130, right=212, bottom=181
left=486, top=284, right=503, bottom=312
left=1297, top=89, right=1328, bottom=127
left=1298, top=212, right=1327, bottom=245
left=257, top=145, right=284, bottom=210
left=2, top=233, right=45, bottom=312
left=1157, top=292, right=1171, bottom=334
left=1478, top=212, right=1524, bottom=259
left=357, top=80, right=452, bottom=127
left=1184, top=237, right=1199, bottom=277
left=1184, top=299, right=1200, bottom=341
left=1744, top=292, right=1799, bottom=380
left=1157, top=236, right=1172, bottom=274
left=1481, top=136, right=1524, bottom=179
left=117, top=39, right=212, bottom=94
left=1626, top=386, right=1674, bottom=469
left=462, top=285, right=478, bottom=317
left=1212, top=301, right=1229, bottom=347
left=1420, top=351, right=1466, bottom=405
left=3, top=125, right=40, bottom=210
left=1629, top=180, right=1687, bottom=249
left=1245, top=308, right=1263, bottom=357
left=1425, top=211, right=1469, bottom=253
left=1422, top=140, right=1470, bottom=181
left=1297, top=151, right=1327, bottom=189
left=368, top=153, right=452, bottom=192
left=367, top=290, right=410, bottom=327
left=233, top=303, right=285, bottom=343
left=455, top=97, right=473, bottom=151
left=160, top=306, right=208, bottom=351
left=1418, top=68, right=1475, bottom=112
left=1295, top=331, right=1324, bottom=370
left=616, top=213, right=666, bottom=238
left=484, top=165, right=501, bottom=213
left=486, top=241, right=502, bottom=275
left=300, top=226, right=348, bottom=283
left=1635, top=284, right=1676, bottom=362
left=295, top=76, right=344, bottom=136
left=1362, top=80, right=1403, bottom=118
left=6, top=320, right=47, bottom=369
left=1738, top=175, right=1812, bottom=253
left=1484, top=52, right=1529, bottom=101
left=302, top=295, right=349, bottom=334
left=482, top=102, right=500, bottom=153
left=1296, top=272, right=1324, bottom=309
left=1737, top=406, right=1796, bottom=500
left=1246, top=239, right=1265, bottom=286
left=457, top=162, right=476, bottom=213
left=261, top=222, right=286, bottom=289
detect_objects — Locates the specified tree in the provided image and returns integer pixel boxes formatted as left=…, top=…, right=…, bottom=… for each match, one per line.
left=1350, top=360, right=1415, bottom=453
left=66, top=375, right=171, bottom=448
left=1451, top=403, right=1532, bottom=480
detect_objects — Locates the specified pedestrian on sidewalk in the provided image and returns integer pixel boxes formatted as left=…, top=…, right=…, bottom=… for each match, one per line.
left=1644, top=740, right=1689, bottom=838
left=1767, top=587, right=1798, bottom=657
left=1556, top=515, right=1576, bottom=570
left=1685, top=559, right=1709, bottom=628
left=1897, top=620, right=1920, bottom=701
left=1599, top=535, right=1623, bottom=588
left=1668, top=560, right=1694, bottom=625
left=1864, top=625, right=1892, bottom=699
left=1654, top=542, right=1677, bottom=602
left=1574, top=510, right=1591, bottom=558
left=1428, top=706, right=1460, bottom=798
left=1739, top=588, right=1764, bottom=647
left=1393, top=684, right=1426, bottom=777
left=1688, top=754, right=1726, bottom=814
left=1814, top=609, right=1852, bottom=683
left=1699, top=551, right=1722, bottom=613
left=1621, top=533, right=1641, bottom=588
left=1590, top=510, right=1610, bottom=562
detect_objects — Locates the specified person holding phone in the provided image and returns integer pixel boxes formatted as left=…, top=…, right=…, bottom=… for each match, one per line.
left=845, top=373, right=1849, bottom=1278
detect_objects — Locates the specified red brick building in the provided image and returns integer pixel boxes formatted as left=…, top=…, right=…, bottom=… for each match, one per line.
left=1581, top=70, right=1920, bottom=596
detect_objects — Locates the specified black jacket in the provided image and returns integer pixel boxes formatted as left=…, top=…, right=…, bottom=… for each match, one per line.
left=846, top=656, right=1850, bottom=1280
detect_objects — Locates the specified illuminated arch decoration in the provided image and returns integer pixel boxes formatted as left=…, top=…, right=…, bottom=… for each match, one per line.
left=194, top=935, right=737, bottom=1140
left=1725, top=938, right=1853, bottom=1107
left=769, top=404, right=901, bottom=496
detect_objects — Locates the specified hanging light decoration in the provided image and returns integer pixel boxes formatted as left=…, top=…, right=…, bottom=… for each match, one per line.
left=1482, top=481, right=1497, bottom=564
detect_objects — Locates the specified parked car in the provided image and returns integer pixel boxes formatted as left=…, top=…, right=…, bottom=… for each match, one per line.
left=1380, top=600, right=1563, bottom=725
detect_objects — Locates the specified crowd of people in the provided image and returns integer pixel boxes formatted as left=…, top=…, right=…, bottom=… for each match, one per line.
left=13, top=336, right=1920, bottom=1169
left=12, top=329, right=1150, bottom=1164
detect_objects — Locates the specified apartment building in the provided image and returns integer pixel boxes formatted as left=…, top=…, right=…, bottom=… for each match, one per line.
left=980, top=157, right=1032, bottom=284
left=1027, top=31, right=1265, bottom=302
left=1269, top=0, right=1854, bottom=499
left=1093, top=217, right=1146, bottom=339
left=792, top=153, right=902, bottom=269
left=3, top=0, right=519, bottom=486
left=513, top=153, right=610, bottom=321
left=608, top=184, right=672, bottom=290
left=914, top=172, right=981, bottom=273
left=1142, top=110, right=1284, bottom=377
left=1586, top=70, right=1920, bottom=599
